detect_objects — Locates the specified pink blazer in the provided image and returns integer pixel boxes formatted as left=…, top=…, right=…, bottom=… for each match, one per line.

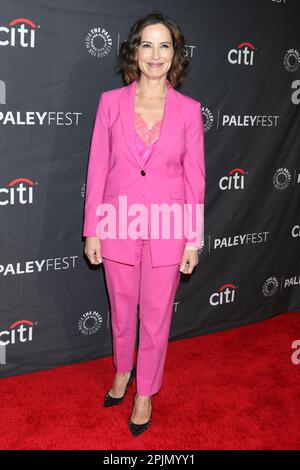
left=83, top=78, right=205, bottom=267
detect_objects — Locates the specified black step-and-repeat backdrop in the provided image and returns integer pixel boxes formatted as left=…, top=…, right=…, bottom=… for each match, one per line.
left=1, top=0, right=299, bottom=377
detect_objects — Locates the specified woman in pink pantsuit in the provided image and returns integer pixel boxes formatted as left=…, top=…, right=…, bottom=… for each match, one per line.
left=83, top=12, right=205, bottom=437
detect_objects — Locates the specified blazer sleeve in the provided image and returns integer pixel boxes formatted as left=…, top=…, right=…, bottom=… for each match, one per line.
left=82, top=92, right=110, bottom=238
left=183, top=100, right=206, bottom=249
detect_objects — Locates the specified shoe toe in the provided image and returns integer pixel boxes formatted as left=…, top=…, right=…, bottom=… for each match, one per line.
left=103, top=392, right=124, bottom=407
left=128, top=416, right=152, bottom=436
left=103, top=366, right=136, bottom=407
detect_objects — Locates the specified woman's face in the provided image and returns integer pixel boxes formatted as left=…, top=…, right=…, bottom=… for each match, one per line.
left=136, top=23, right=174, bottom=80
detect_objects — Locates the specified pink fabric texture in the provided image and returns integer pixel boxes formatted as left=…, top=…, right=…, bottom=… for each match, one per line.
left=102, top=237, right=181, bottom=395
left=83, top=78, right=205, bottom=265
left=134, top=112, right=198, bottom=251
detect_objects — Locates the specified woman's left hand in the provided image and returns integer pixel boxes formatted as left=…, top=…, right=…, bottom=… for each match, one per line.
left=179, top=248, right=199, bottom=274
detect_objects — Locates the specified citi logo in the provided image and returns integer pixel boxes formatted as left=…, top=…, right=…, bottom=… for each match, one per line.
left=0, top=177, right=36, bottom=206
left=0, top=319, right=35, bottom=346
left=292, top=225, right=300, bottom=238
left=228, top=41, right=257, bottom=66
left=209, top=283, right=237, bottom=306
left=0, top=18, right=39, bottom=48
left=219, top=168, right=247, bottom=191
left=0, top=319, right=36, bottom=365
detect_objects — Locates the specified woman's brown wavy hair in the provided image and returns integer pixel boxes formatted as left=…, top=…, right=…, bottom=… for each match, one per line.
left=116, top=11, right=190, bottom=89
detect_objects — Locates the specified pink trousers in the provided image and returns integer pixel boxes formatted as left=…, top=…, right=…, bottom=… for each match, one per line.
left=102, top=237, right=181, bottom=396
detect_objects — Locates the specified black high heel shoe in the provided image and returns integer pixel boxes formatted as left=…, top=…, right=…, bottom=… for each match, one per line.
left=103, top=366, right=136, bottom=407
left=128, top=392, right=152, bottom=436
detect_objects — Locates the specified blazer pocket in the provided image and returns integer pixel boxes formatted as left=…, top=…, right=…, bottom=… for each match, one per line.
left=103, top=180, right=119, bottom=196
left=169, top=183, right=185, bottom=200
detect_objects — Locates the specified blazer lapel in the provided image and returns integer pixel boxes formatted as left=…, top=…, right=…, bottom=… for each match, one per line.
left=119, top=78, right=181, bottom=168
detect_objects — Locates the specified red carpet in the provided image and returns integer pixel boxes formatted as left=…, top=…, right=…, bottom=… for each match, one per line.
left=1, top=311, right=300, bottom=450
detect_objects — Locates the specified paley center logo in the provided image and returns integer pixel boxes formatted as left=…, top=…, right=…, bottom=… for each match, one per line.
left=284, top=48, right=300, bottom=73
left=228, top=41, right=257, bottom=66
left=0, top=319, right=36, bottom=365
left=264, top=273, right=300, bottom=292
left=78, top=310, right=104, bottom=335
left=201, top=106, right=214, bottom=133
left=0, top=177, right=36, bottom=206
left=273, top=167, right=300, bottom=190
left=85, top=26, right=112, bottom=58
left=0, top=18, right=39, bottom=48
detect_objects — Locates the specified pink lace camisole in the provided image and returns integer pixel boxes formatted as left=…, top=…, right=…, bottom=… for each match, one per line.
left=134, top=111, right=162, bottom=147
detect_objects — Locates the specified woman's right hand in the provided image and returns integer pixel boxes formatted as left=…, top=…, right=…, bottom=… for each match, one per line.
left=85, top=236, right=102, bottom=265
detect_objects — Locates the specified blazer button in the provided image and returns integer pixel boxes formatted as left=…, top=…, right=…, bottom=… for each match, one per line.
left=141, top=170, right=146, bottom=176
